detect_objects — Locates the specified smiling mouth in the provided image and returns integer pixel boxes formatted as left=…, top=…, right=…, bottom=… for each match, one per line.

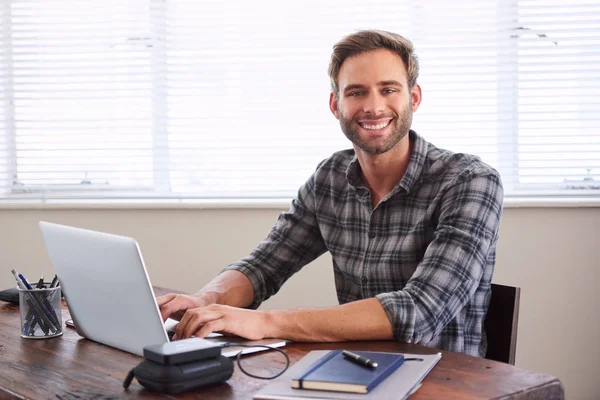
left=358, top=119, right=393, bottom=131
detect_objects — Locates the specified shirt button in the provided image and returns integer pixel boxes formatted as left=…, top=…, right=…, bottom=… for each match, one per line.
left=361, top=276, right=368, bottom=283
left=368, top=231, right=376, bottom=239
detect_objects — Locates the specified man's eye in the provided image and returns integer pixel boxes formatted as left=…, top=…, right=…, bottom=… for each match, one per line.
left=349, top=91, right=364, bottom=97
left=382, top=88, right=396, bottom=94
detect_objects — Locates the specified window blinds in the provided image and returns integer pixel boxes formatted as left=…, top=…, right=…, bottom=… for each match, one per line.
left=0, top=0, right=598, bottom=202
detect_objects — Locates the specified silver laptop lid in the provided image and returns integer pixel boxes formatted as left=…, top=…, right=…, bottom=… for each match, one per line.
left=39, top=221, right=168, bottom=356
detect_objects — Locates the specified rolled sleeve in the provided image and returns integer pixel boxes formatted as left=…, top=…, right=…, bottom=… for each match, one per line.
left=376, top=290, right=417, bottom=343
left=376, top=171, right=503, bottom=344
left=222, top=261, right=270, bottom=310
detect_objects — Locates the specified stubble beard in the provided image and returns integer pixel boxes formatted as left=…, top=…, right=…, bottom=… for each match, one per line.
left=338, top=100, right=413, bottom=155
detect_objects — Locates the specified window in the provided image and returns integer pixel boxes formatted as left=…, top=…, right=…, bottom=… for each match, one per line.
left=1, top=0, right=598, bottom=202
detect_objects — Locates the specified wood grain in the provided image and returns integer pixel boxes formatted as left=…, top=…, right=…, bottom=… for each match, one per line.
left=0, top=287, right=564, bottom=399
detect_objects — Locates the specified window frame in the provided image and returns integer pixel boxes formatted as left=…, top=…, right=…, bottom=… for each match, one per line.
left=2, top=1, right=599, bottom=203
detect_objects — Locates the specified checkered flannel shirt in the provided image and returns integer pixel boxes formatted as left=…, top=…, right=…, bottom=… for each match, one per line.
left=224, top=130, right=504, bottom=357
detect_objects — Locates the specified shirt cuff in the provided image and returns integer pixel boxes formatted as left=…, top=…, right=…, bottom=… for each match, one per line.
left=221, top=262, right=267, bottom=310
left=376, top=291, right=418, bottom=344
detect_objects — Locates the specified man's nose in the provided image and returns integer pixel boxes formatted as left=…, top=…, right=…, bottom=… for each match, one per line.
left=361, top=92, right=386, bottom=114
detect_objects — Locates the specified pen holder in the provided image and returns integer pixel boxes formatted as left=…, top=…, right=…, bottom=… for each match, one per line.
left=18, top=286, right=63, bottom=339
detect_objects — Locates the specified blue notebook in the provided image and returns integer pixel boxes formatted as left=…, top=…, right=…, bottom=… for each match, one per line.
left=291, top=350, right=405, bottom=394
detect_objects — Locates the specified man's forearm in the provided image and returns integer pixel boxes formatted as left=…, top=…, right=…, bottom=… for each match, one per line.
left=198, top=270, right=255, bottom=308
left=263, top=297, right=394, bottom=342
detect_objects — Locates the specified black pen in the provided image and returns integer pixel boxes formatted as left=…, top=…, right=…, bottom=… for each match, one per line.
left=36, top=275, right=44, bottom=289
left=342, top=350, right=378, bottom=369
left=49, top=274, right=59, bottom=288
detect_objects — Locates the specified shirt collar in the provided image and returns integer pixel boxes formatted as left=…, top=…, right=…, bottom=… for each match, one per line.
left=345, top=130, right=428, bottom=194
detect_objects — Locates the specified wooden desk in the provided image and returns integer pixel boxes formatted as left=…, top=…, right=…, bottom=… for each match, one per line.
left=0, top=287, right=564, bottom=399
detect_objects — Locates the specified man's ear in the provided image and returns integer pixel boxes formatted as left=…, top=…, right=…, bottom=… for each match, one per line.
left=410, top=84, right=422, bottom=112
left=329, top=92, right=339, bottom=119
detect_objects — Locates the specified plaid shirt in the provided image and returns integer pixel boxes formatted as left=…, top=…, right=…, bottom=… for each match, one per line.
left=225, top=130, right=504, bottom=357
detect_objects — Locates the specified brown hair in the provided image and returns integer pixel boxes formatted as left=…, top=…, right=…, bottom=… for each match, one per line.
left=328, top=30, right=419, bottom=96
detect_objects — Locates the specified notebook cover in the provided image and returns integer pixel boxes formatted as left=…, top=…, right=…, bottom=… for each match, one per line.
left=254, top=350, right=442, bottom=400
left=291, top=350, right=405, bottom=393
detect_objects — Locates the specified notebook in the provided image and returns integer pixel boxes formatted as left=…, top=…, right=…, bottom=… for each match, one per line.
left=254, top=350, right=442, bottom=400
left=291, top=350, right=404, bottom=393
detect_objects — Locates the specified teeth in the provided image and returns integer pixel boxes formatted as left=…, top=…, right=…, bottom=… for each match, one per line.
left=361, top=121, right=390, bottom=130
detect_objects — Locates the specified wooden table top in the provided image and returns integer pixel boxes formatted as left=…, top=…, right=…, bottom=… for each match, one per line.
left=0, top=287, right=564, bottom=399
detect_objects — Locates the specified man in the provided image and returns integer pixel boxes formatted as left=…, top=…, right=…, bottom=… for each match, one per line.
left=158, top=30, right=503, bottom=357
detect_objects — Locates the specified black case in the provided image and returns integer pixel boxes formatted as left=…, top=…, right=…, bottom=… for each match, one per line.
left=143, top=338, right=223, bottom=365
left=0, top=288, right=19, bottom=304
left=133, top=355, right=233, bottom=394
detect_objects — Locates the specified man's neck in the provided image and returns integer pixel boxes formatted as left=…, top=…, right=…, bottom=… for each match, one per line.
left=355, top=135, right=412, bottom=207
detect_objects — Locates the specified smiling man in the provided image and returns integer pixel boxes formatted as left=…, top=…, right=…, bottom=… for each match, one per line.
left=158, top=30, right=504, bottom=357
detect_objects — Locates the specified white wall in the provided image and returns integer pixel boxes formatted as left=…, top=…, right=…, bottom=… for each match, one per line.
left=1, top=206, right=598, bottom=399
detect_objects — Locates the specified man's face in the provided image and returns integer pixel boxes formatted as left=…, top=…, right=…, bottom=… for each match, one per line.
left=330, top=49, right=421, bottom=155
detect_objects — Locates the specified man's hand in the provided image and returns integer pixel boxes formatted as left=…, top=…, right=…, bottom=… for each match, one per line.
left=161, top=296, right=392, bottom=343
left=173, top=304, right=268, bottom=341
left=157, top=292, right=217, bottom=322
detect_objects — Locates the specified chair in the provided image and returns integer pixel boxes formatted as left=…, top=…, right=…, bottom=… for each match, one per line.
left=484, top=283, right=521, bottom=365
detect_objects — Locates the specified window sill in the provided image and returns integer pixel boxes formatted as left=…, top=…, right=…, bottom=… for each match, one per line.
left=0, top=197, right=599, bottom=209
left=0, top=198, right=293, bottom=209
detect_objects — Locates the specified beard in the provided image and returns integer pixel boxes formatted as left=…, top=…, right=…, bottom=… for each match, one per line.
left=338, top=100, right=413, bottom=155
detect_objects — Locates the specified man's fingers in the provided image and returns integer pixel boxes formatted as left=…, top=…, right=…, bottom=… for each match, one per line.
left=170, top=305, right=265, bottom=342
left=159, top=294, right=193, bottom=322
left=175, top=308, right=223, bottom=339
left=184, top=310, right=223, bottom=338
left=159, top=301, right=179, bottom=322
left=175, top=309, right=220, bottom=339
left=196, top=319, right=226, bottom=338
left=170, top=310, right=185, bottom=321
left=156, top=293, right=176, bottom=307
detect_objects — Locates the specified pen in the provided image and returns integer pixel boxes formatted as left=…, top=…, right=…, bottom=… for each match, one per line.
left=28, top=292, right=59, bottom=333
left=342, top=350, right=378, bottom=369
left=11, top=269, right=27, bottom=290
left=36, top=275, right=44, bottom=289
left=11, top=270, right=35, bottom=335
left=49, top=274, right=59, bottom=288
left=18, top=273, right=34, bottom=290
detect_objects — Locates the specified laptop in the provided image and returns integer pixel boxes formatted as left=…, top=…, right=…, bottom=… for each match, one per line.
left=39, top=221, right=286, bottom=357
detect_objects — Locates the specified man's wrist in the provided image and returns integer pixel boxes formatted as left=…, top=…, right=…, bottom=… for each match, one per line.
left=193, top=290, right=221, bottom=306
left=261, top=310, right=282, bottom=339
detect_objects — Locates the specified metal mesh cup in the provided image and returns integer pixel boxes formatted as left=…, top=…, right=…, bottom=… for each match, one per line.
left=18, top=286, right=63, bottom=339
